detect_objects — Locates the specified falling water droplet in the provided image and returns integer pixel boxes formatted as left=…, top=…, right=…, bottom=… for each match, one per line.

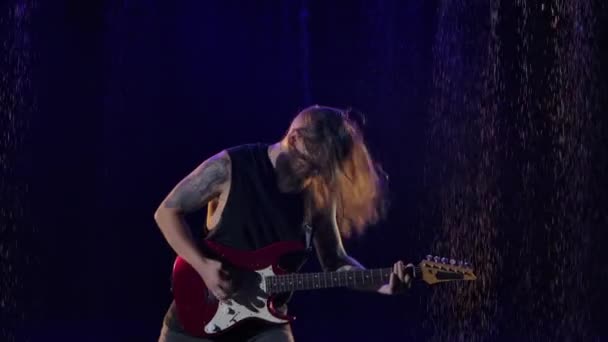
left=1, top=1, right=36, bottom=341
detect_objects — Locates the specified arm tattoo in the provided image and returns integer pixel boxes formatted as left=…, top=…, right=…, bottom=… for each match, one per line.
left=164, top=154, right=230, bottom=213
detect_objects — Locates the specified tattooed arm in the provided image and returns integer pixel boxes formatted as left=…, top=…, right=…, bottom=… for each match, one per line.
left=154, top=151, right=231, bottom=274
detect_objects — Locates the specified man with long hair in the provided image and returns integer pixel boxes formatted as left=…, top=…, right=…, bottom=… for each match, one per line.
left=155, top=105, right=414, bottom=341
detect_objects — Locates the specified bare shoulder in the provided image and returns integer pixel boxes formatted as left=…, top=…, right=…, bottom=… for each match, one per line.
left=197, top=150, right=232, bottom=187
left=162, top=150, right=232, bottom=213
left=202, top=150, right=232, bottom=176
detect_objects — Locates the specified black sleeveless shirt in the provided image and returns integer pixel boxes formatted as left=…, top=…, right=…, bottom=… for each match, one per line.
left=205, top=143, right=307, bottom=250
left=164, top=144, right=309, bottom=335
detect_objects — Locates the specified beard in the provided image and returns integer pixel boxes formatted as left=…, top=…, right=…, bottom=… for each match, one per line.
left=275, top=151, right=311, bottom=193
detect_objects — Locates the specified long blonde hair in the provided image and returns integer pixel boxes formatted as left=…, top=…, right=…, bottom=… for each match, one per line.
left=292, top=106, right=388, bottom=237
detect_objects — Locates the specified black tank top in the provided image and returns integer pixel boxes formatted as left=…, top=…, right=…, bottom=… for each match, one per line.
left=205, top=143, right=307, bottom=250
left=164, top=144, right=307, bottom=334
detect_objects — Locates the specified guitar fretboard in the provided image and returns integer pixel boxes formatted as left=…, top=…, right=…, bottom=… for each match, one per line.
left=264, top=267, right=421, bottom=294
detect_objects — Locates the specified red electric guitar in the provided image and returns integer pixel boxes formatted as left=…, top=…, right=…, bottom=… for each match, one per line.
left=171, top=240, right=477, bottom=337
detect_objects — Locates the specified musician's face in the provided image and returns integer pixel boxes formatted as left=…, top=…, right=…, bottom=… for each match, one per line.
left=276, top=117, right=319, bottom=193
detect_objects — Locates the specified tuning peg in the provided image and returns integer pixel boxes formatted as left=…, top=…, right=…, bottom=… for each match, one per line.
left=441, top=257, right=448, bottom=264
left=426, top=255, right=433, bottom=261
left=433, top=256, right=440, bottom=263
left=450, top=259, right=456, bottom=265
left=464, top=261, right=470, bottom=267
left=458, top=260, right=464, bottom=266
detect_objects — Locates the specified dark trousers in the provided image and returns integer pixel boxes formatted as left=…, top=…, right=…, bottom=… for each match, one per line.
left=159, top=302, right=294, bottom=342
left=158, top=323, right=294, bottom=342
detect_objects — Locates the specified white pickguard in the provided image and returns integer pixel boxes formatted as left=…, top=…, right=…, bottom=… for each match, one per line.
left=204, top=266, right=287, bottom=334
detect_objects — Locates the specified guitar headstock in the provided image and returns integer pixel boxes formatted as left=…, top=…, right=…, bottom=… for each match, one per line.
left=418, top=255, right=477, bottom=285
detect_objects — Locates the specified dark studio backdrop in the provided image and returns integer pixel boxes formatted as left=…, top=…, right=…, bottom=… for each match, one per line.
left=1, top=0, right=608, bottom=341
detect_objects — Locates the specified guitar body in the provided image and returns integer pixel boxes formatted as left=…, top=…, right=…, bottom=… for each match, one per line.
left=171, top=240, right=305, bottom=337
left=172, top=239, right=478, bottom=337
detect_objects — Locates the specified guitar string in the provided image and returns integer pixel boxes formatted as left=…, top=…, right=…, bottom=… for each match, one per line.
left=266, top=267, right=424, bottom=294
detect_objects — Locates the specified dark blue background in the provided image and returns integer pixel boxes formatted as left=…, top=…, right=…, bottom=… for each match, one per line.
left=2, top=0, right=608, bottom=341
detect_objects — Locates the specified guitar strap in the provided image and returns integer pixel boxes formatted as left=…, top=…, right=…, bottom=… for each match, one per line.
left=289, top=222, right=315, bottom=274
left=293, top=195, right=316, bottom=271
left=304, top=222, right=315, bottom=252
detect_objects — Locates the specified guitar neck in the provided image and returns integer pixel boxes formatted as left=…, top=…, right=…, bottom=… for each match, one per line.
left=265, top=266, right=421, bottom=294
